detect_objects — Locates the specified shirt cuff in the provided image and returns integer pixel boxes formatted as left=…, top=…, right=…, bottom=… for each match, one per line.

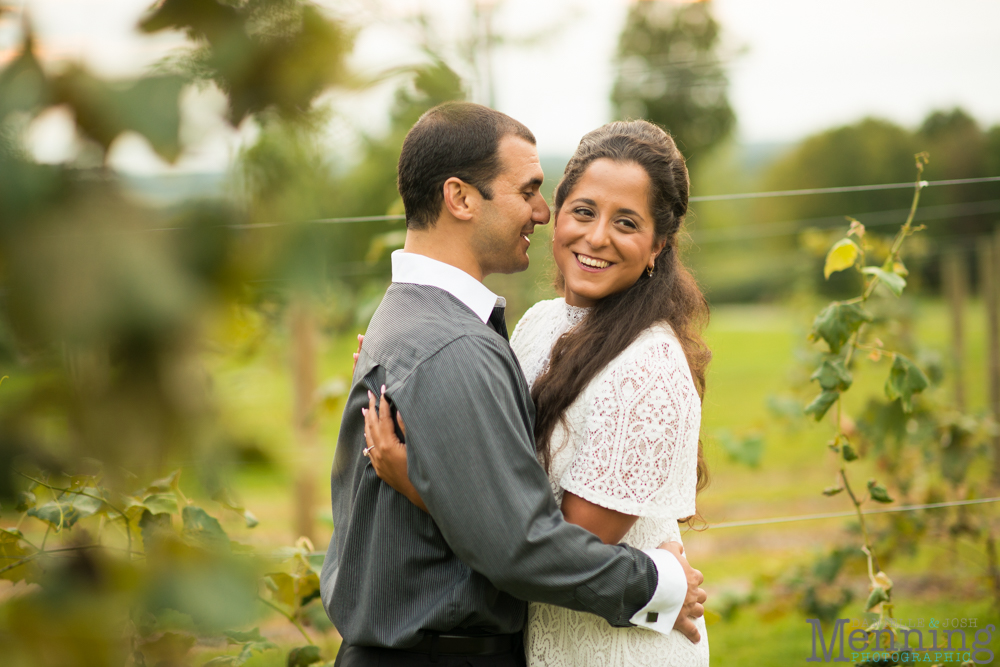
left=629, top=548, right=687, bottom=635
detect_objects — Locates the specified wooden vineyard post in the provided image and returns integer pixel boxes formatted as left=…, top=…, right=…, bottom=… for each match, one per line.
left=943, top=245, right=969, bottom=412
left=987, top=228, right=1000, bottom=489
left=290, top=299, right=319, bottom=544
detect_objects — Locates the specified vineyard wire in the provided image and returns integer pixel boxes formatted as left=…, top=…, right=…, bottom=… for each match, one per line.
left=114, top=175, right=1000, bottom=234
left=705, top=496, right=1000, bottom=530
left=297, top=497, right=1000, bottom=557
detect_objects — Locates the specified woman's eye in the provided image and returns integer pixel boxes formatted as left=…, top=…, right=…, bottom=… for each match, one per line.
left=573, top=207, right=594, bottom=218
left=618, top=218, right=638, bottom=230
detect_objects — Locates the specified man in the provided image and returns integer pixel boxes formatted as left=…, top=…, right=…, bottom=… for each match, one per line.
left=320, top=102, right=706, bottom=667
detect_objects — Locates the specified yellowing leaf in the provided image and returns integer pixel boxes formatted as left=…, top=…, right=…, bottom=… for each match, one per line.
left=823, top=239, right=860, bottom=279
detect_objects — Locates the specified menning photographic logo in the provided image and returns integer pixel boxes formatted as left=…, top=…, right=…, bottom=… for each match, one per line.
left=806, top=617, right=995, bottom=664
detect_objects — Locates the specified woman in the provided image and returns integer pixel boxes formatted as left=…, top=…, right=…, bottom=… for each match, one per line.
left=362, top=120, right=711, bottom=666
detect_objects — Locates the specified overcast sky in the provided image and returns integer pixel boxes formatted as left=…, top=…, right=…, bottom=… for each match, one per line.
left=2, top=0, right=999, bottom=172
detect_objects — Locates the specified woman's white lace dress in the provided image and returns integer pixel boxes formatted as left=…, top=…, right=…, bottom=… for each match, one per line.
left=510, top=297, right=709, bottom=667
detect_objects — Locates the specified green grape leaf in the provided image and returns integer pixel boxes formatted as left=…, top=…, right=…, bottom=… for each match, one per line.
left=71, top=487, right=108, bottom=516
left=28, top=500, right=82, bottom=531
left=51, top=68, right=185, bottom=162
left=139, top=510, right=174, bottom=553
left=181, top=506, right=231, bottom=553
left=0, top=528, right=41, bottom=583
left=0, top=33, right=52, bottom=118
left=15, top=490, right=36, bottom=512
left=824, top=238, right=860, bottom=278
left=811, top=359, right=853, bottom=392
left=867, top=479, right=894, bottom=504
left=145, top=469, right=183, bottom=496
left=143, top=493, right=179, bottom=515
left=865, top=586, right=890, bottom=610
left=841, top=442, right=858, bottom=462
left=212, top=487, right=259, bottom=529
left=215, top=627, right=278, bottom=665
left=804, top=390, right=839, bottom=421
left=822, top=486, right=844, bottom=496
left=137, top=632, right=196, bottom=667
left=223, top=628, right=268, bottom=644
left=286, top=645, right=322, bottom=667
left=861, top=266, right=907, bottom=296
left=810, top=302, right=873, bottom=354
left=125, top=492, right=179, bottom=523
left=264, top=570, right=320, bottom=609
left=884, top=354, right=929, bottom=412
left=139, top=0, right=353, bottom=126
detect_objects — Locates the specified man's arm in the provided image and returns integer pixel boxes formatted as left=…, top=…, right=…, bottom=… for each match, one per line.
left=390, top=335, right=688, bottom=630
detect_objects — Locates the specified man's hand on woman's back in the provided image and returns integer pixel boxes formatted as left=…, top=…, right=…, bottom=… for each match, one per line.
left=659, top=541, right=706, bottom=644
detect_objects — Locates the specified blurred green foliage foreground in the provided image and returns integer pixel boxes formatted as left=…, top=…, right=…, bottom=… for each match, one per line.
left=0, top=1, right=376, bottom=665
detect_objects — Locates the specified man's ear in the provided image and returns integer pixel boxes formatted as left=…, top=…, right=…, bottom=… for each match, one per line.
left=442, top=177, right=478, bottom=221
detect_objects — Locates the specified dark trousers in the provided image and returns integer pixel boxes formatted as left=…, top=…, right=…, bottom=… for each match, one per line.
left=333, top=640, right=527, bottom=667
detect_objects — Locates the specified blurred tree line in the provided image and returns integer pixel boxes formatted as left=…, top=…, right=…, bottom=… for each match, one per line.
left=607, top=4, right=998, bottom=305
left=687, top=109, right=1000, bottom=303
left=611, top=0, right=735, bottom=166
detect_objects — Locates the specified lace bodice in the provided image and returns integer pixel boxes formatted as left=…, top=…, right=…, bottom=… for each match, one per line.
left=510, top=297, right=709, bottom=667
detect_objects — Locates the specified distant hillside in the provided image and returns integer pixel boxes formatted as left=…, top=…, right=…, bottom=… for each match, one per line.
left=539, top=155, right=569, bottom=200
left=121, top=172, right=229, bottom=208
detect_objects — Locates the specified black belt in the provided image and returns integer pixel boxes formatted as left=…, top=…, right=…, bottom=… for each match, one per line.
left=408, top=632, right=520, bottom=656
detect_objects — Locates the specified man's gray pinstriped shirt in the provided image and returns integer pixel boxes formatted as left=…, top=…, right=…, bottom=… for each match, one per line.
left=320, top=259, right=682, bottom=649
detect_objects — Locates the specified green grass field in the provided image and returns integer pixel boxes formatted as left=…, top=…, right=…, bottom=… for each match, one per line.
left=207, top=297, right=998, bottom=665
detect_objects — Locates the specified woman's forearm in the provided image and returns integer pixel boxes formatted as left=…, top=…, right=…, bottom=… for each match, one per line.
left=561, top=491, right=638, bottom=545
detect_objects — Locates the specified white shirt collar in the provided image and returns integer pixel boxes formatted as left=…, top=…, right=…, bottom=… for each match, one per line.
left=391, top=250, right=505, bottom=323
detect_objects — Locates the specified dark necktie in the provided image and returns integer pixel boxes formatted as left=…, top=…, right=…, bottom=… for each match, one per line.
left=487, top=305, right=508, bottom=341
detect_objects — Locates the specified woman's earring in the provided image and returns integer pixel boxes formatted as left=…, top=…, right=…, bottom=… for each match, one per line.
left=646, top=264, right=655, bottom=278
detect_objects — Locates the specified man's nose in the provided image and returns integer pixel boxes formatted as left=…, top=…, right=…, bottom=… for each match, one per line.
left=532, top=197, right=551, bottom=225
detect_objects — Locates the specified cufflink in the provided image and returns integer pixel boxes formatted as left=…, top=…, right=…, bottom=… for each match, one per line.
left=646, top=612, right=659, bottom=623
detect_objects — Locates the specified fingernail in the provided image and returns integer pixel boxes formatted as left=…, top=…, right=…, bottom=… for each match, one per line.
left=381, top=384, right=386, bottom=394
left=368, top=390, right=373, bottom=399
left=362, top=408, right=367, bottom=416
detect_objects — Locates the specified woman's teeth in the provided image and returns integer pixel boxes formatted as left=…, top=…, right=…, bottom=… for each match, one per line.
left=577, top=254, right=610, bottom=269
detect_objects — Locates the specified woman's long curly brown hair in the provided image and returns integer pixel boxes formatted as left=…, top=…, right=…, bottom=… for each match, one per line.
left=531, top=120, right=712, bottom=513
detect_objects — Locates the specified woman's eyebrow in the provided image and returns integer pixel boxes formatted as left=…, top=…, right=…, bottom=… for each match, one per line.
left=567, top=199, right=646, bottom=222
left=615, top=207, right=645, bottom=221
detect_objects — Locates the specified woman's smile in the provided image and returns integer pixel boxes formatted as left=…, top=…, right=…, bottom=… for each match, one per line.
left=574, top=252, right=614, bottom=271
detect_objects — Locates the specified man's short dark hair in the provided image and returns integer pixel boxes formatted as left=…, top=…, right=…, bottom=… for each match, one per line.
left=397, top=102, right=536, bottom=230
